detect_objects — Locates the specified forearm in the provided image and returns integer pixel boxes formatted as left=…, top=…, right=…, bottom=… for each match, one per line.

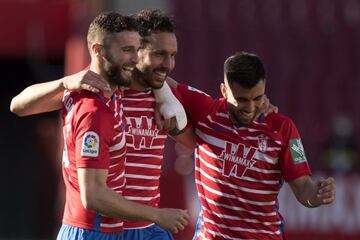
left=293, top=178, right=320, bottom=208
left=10, top=79, right=64, bottom=116
left=85, top=185, right=159, bottom=222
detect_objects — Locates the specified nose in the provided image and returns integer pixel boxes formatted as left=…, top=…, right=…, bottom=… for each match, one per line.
left=162, top=55, right=175, bottom=71
left=243, top=101, right=256, bottom=113
left=131, top=51, right=139, bottom=64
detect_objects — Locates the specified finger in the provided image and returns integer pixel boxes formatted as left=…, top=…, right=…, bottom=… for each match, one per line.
left=163, top=118, right=171, bottom=130
left=169, top=117, right=177, bottom=131
left=172, top=227, right=178, bottom=234
left=154, top=105, right=164, bottom=129
left=176, top=222, right=185, bottom=231
left=82, top=84, right=100, bottom=93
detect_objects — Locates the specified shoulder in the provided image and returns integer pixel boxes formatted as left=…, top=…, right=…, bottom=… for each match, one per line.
left=65, top=90, right=113, bottom=117
left=264, top=112, right=297, bottom=132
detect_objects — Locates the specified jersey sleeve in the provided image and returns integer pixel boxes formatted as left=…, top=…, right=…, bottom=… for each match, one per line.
left=73, top=98, right=114, bottom=169
left=176, top=84, right=217, bottom=125
left=279, top=118, right=312, bottom=182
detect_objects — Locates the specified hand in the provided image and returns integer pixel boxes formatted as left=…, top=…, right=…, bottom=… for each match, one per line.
left=62, top=70, right=111, bottom=93
left=316, top=177, right=336, bottom=205
left=260, top=95, right=278, bottom=116
left=154, top=104, right=177, bottom=130
left=154, top=208, right=189, bottom=234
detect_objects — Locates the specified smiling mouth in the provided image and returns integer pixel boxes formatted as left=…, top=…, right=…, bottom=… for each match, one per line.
left=122, top=66, right=134, bottom=72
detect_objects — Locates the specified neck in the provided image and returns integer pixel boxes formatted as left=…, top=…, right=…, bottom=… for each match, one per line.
left=89, top=60, right=117, bottom=98
left=129, top=69, right=151, bottom=92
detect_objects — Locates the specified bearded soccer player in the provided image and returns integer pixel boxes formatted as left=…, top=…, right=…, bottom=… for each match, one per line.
left=10, top=10, right=192, bottom=240
left=10, top=11, right=189, bottom=240
left=172, top=52, right=336, bottom=239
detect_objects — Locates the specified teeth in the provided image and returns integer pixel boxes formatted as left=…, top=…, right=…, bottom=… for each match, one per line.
left=156, top=71, right=166, bottom=77
left=123, top=66, right=134, bottom=71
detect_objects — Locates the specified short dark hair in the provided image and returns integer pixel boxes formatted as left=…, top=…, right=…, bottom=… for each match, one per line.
left=134, top=9, right=175, bottom=46
left=224, top=52, right=266, bottom=88
left=87, top=11, right=138, bottom=51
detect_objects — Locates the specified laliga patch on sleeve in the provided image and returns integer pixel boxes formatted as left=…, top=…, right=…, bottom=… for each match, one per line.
left=289, top=138, right=307, bottom=164
left=81, top=131, right=100, bottom=157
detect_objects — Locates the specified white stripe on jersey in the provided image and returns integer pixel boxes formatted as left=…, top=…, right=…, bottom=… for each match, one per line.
left=100, top=222, right=124, bottom=228
left=198, top=193, right=276, bottom=217
left=109, top=134, right=126, bottom=152
left=125, top=162, right=161, bottom=169
left=109, top=170, right=125, bottom=182
left=201, top=205, right=281, bottom=225
left=125, top=185, right=158, bottom=190
left=110, top=151, right=126, bottom=160
left=195, top=166, right=279, bottom=195
left=122, top=97, right=155, bottom=101
left=202, top=216, right=280, bottom=235
left=126, top=143, right=165, bottom=149
left=196, top=179, right=275, bottom=206
left=198, top=146, right=280, bottom=174
left=126, top=153, right=163, bottom=159
left=125, top=174, right=160, bottom=180
left=200, top=226, right=257, bottom=240
left=205, top=115, right=237, bottom=134
left=123, top=107, right=154, bottom=112
left=125, top=193, right=160, bottom=201
left=196, top=132, right=279, bottom=165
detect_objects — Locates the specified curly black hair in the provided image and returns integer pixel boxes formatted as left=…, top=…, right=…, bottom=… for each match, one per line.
left=134, top=9, right=175, bottom=37
left=87, top=11, right=139, bottom=51
left=224, top=52, right=266, bottom=88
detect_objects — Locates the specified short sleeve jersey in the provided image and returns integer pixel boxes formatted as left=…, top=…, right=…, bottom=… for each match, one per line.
left=121, top=86, right=187, bottom=229
left=61, top=89, right=127, bottom=233
left=177, top=84, right=311, bottom=240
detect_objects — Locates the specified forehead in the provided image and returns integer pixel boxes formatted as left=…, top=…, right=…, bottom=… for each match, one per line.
left=111, top=31, right=141, bottom=48
left=229, top=80, right=265, bottom=98
left=146, top=32, right=177, bottom=52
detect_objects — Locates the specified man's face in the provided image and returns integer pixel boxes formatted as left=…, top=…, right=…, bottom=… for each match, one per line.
left=221, top=77, right=266, bottom=125
left=136, top=32, right=177, bottom=89
left=102, top=31, right=140, bottom=87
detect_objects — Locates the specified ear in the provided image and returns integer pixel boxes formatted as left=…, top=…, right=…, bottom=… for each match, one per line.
left=220, top=83, right=227, bottom=99
left=91, top=43, right=103, bottom=58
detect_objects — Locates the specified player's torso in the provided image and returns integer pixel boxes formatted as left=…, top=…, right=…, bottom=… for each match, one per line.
left=195, top=100, right=285, bottom=239
left=122, top=88, right=168, bottom=229
left=61, top=90, right=126, bottom=232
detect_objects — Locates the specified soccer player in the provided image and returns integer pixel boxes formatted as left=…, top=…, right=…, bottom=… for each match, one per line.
left=172, top=52, right=336, bottom=239
left=11, top=10, right=192, bottom=240
left=12, top=11, right=189, bottom=240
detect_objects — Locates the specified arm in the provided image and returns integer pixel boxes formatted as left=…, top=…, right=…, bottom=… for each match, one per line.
left=10, top=70, right=110, bottom=116
left=10, top=79, right=65, bottom=116
left=288, top=175, right=336, bottom=208
left=78, top=168, right=189, bottom=233
left=171, top=127, right=196, bottom=150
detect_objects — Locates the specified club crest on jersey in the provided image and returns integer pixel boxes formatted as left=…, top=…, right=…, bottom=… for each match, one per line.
left=81, top=131, right=99, bottom=157
left=219, top=142, right=257, bottom=179
left=290, top=138, right=307, bottom=164
left=258, top=134, right=268, bottom=152
left=127, top=116, right=159, bottom=150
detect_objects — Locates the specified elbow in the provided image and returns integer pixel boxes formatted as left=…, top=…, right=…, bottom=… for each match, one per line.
left=80, top=190, right=98, bottom=210
left=10, top=98, right=26, bottom=116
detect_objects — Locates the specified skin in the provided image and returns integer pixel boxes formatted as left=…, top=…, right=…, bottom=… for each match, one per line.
left=220, top=77, right=266, bottom=126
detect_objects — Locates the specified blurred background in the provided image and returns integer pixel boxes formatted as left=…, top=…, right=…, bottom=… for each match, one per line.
left=2, top=0, right=360, bottom=239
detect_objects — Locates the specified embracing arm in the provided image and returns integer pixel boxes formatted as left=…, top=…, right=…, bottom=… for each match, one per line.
left=78, top=168, right=189, bottom=233
left=10, top=79, right=65, bottom=116
left=288, top=175, right=336, bottom=208
left=10, top=70, right=110, bottom=116
left=171, top=127, right=196, bottom=150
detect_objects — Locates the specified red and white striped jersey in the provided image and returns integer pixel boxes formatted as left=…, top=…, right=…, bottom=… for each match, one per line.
left=121, top=87, right=173, bottom=229
left=177, top=84, right=311, bottom=240
left=61, top=89, right=127, bottom=233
